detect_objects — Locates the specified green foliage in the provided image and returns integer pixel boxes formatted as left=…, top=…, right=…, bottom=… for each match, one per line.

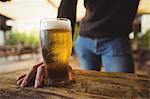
left=139, top=28, right=150, bottom=49
left=6, top=30, right=39, bottom=47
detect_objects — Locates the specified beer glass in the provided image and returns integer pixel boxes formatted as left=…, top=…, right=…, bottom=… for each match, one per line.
left=40, top=18, right=73, bottom=86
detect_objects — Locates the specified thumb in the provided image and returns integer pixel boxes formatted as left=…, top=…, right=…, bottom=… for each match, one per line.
left=34, top=65, right=45, bottom=88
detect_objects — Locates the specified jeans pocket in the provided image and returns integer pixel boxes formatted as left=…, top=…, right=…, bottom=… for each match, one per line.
left=112, top=37, right=132, bottom=56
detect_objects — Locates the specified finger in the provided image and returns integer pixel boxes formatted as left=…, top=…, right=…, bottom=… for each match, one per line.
left=67, top=66, right=75, bottom=83
left=17, top=77, right=24, bottom=85
left=34, top=65, right=45, bottom=88
left=21, top=67, right=38, bottom=87
left=20, top=62, right=44, bottom=87
left=33, top=62, right=44, bottom=68
left=16, top=74, right=26, bottom=81
left=21, top=69, right=36, bottom=87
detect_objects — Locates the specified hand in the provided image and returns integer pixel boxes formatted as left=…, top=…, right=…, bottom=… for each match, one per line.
left=16, top=62, right=75, bottom=88
left=16, top=62, right=45, bottom=88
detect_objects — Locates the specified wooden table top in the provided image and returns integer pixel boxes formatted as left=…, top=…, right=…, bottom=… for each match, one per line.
left=0, top=69, right=149, bottom=99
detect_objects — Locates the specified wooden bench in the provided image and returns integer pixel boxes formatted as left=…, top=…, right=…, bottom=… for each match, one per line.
left=0, top=69, right=149, bottom=99
left=17, top=47, right=36, bottom=60
left=0, top=46, right=7, bottom=58
left=0, top=46, right=36, bottom=60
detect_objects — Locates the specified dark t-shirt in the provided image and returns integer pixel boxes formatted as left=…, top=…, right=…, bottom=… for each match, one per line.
left=58, top=0, right=139, bottom=38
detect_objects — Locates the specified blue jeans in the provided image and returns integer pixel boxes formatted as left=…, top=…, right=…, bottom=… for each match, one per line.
left=74, top=36, right=134, bottom=73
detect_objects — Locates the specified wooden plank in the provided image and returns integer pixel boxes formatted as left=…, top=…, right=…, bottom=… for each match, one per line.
left=75, top=72, right=150, bottom=90
left=0, top=69, right=27, bottom=84
left=0, top=84, right=113, bottom=99
left=0, top=69, right=149, bottom=99
left=74, top=70, right=150, bottom=98
left=74, top=70, right=150, bottom=80
left=64, top=81, right=134, bottom=98
left=73, top=76, right=149, bottom=98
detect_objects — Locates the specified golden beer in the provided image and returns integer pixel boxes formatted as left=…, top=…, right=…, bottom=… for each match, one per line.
left=40, top=19, right=73, bottom=86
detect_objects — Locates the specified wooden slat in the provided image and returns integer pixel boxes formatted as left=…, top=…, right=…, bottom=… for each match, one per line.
left=0, top=69, right=149, bottom=99
left=74, top=70, right=150, bottom=80
left=0, top=84, right=114, bottom=99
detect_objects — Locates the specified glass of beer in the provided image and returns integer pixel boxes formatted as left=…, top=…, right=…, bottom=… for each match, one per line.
left=40, top=18, right=73, bottom=86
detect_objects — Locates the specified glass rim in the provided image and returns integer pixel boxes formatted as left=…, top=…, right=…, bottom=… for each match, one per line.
left=40, top=18, right=71, bottom=31
left=40, top=18, right=70, bottom=22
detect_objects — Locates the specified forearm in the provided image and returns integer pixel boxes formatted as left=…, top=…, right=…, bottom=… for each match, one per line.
left=57, top=0, right=78, bottom=35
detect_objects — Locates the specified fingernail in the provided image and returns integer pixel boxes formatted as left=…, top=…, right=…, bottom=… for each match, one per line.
left=17, top=81, right=19, bottom=85
left=34, top=81, right=40, bottom=88
left=17, top=81, right=20, bottom=85
left=21, top=80, right=27, bottom=87
left=16, top=77, right=19, bottom=81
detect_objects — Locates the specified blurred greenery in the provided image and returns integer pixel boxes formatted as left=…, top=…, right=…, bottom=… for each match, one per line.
left=139, top=28, right=150, bottom=49
left=6, top=30, right=39, bottom=47
left=6, top=24, right=79, bottom=47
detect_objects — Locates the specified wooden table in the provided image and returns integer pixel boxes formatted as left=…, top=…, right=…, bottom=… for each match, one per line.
left=0, top=69, right=149, bottom=99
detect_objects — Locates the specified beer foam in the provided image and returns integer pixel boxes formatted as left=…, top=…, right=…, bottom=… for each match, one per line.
left=40, top=19, right=71, bottom=31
